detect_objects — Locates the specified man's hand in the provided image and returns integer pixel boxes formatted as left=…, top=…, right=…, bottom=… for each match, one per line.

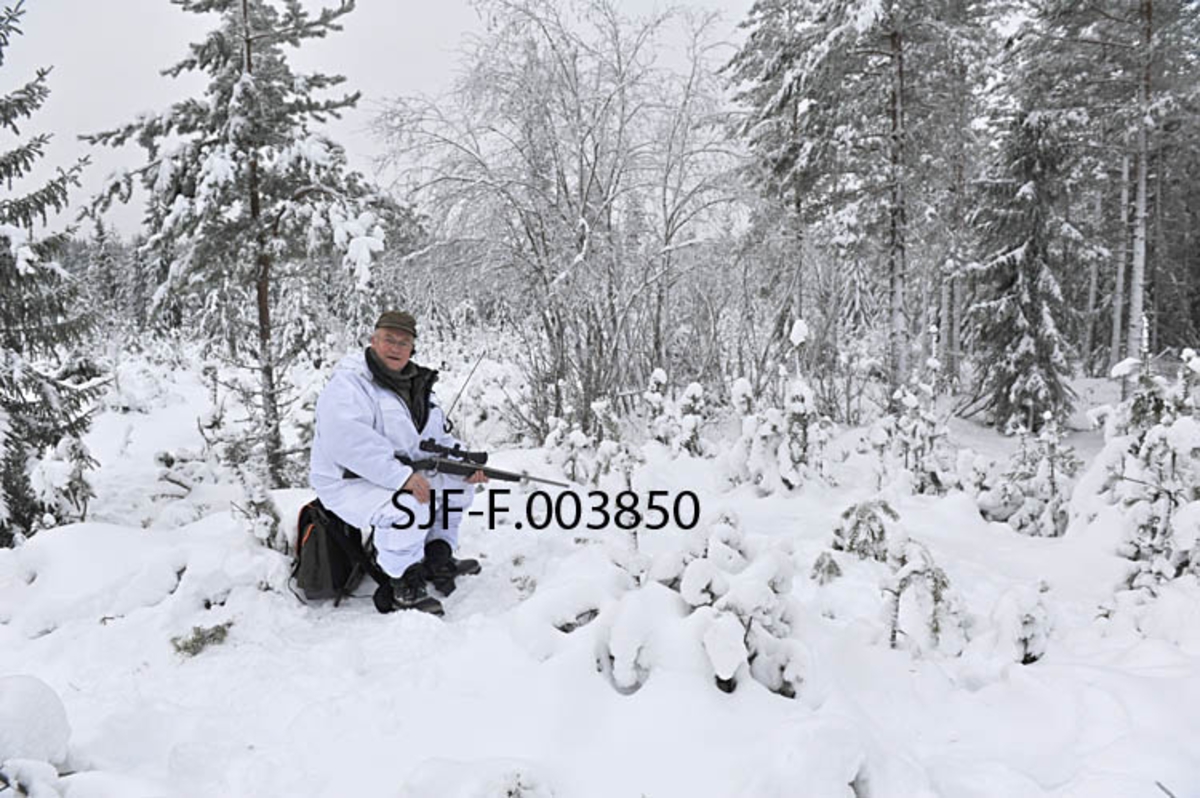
left=402, top=472, right=432, bottom=503
left=466, top=469, right=489, bottom=485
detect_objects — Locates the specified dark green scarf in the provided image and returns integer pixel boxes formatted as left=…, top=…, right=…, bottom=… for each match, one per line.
left=365, top=347, right=438, bottom=432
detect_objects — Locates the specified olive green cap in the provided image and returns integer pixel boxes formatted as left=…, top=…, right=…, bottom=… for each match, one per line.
left=375, top=310, right=417, bottom=338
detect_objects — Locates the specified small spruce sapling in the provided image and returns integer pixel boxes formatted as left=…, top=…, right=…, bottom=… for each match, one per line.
left=831, top=499, right=899, bottom=562
left=999, top=415, right=1080, bottom=537
left=883, top=536, right=967, bottom=655
left=869, top=369, right=949, bottom=494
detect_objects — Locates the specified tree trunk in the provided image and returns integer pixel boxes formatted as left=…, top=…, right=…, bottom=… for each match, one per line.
left=1109, top=147, right=1131, bottom=372
left=1125, top=0, right=1151, bottom=363
left=887, top=18, right=909, bottom=396
left=243, top=0, right=285, bottom=489
left=1152, top=149, right=1164, bottom=351
left=1082, top=193, right=1101, bottom=373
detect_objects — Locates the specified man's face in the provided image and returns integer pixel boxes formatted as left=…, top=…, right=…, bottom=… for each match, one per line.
left=370, top=328, right=415, bottom=371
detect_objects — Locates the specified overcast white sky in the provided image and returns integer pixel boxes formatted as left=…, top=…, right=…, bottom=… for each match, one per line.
left=6, top=0, right=752, bottom=235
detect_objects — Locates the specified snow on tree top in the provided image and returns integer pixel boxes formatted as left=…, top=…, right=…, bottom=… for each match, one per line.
left=1110, top=357, right=1142, bottom=379
left=789, top=319, right=809, bottom=347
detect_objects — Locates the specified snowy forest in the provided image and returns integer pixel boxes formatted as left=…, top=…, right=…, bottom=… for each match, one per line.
left=2, top=0, right=1200, bottom=795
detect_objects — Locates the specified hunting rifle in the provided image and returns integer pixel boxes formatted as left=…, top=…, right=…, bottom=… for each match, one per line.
left=397, top=439, right=569, bottom=488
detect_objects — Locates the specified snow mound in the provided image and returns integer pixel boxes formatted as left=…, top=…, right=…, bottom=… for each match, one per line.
left=0, top=520, right=288, bottom=638
left=0, top=675, right=70, bottom=765
left=399, top=757, right=555, bottom=798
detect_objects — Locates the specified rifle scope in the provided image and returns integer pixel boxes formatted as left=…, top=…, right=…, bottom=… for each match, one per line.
left=419, top=438, right=489, bottom=466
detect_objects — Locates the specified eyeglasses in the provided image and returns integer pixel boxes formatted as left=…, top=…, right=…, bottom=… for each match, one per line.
left=378, top=334, right=414, bottom=350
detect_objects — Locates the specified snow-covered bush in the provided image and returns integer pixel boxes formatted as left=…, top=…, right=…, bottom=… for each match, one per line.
left=980, top=417, right=1080, bottom=537
left=830, top=499, right=899, bottom=562
left=543, top=415, right=594, bottom=484
left=28, top=437, right=95, bottom=530
left=645, top=368, right=672, bottom=446
left=779, top=376, right=831, bottom=487
left=809, top=551, right=842, bottom=585
left=818, top=501, right=968, bottom=657
left=867, top=377, right=950, bottom=494
left=196, top=385, right=286, bottom=551
left=543, top=402, right=644, bottom=489
left=883, top=536, right=968, bottom=656
left=643, top=369, right=710, bottom=457
left=990, top=583, right=1054, bottom=664
left=1083, top=354, right=1200, bottom=592
left=725, top=375, right=830, bottom=493
left=607, top=511, right=807, bottom=697
left=676, top=382, right=706, bottom=457
left=589, top=399, right=643, bottom=490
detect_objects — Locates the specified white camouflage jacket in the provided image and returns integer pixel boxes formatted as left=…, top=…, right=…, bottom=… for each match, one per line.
left=308, top=350, right=459, bottom=530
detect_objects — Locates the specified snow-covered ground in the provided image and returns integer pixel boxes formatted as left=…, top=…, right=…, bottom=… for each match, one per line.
left=2, top=362, right=1199, bottom=798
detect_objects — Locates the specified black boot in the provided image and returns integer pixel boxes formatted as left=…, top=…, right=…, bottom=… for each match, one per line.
left=423, top=539, right=481, bottom=596
left=373, top=562, right=444, bottom=616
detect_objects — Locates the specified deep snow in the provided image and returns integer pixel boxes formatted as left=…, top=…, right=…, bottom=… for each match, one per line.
left=1, top=362, right=1198, bottom=798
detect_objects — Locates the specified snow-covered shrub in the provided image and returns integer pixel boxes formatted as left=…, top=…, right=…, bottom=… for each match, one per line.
left=725, top=375, right=830, bottom=493
left=810, top=551, right=842, bottom=585
left=990, top=583, right=1054, bottom=664
left=643, top=370, right=710, bottom=457
left=981, top=417, right=1080, bottom=537
left=104, top=355, right=171, bottom=414
left=831, top=499, right=899, bottom=563
left=883, top=536, right=968, bottom=656
left=676, top=382, right=705, bottom=456
left=609, top=511, right=806, bottom=697
left=0, top=760, right=62, bottom=798
left=28, top=437, right=95, bottom=529
left=1083, top=354, right=1200, bottom=593
left=544, top=403, right=644, bottom=489
left=588, top=399, right=643, bottom=489
left=1111, top=416, right=1200, bottom=590
left=543, top=415, right=594, bottom=484
left=644, top=368, right=672, bottom=445
left=196, top=389, right=285, bottom=551
left=819, top=502, right=967, bottom=657
left=868, top=377, right=950, bottom=494
left=779, top=376, right=831, bottom=487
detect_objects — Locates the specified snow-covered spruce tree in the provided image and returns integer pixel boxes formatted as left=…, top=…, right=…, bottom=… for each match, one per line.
left=1077, top=352, right=1200, bottom=594
left=868, top=373, right=948, bottom=494
left=981, top=415, right=1080, bottom=537
left=543, top=415, right=593, bottom=484
left=86, top=219, right=121, bottom=324
left=779, top=375, right=828, bottom=487
left=725, top=374, right=828, bottom=493
left=819, top=500, right=967, bottom=655
left=831, top=499, right=899, bottom=563
left=0, top=1, right=100, bottom=545
left=589, top=399, right=642, bottom=490
left=644, top=368, right=673, bottom=447
left=968, top=109, right=1074, bottom=434
left=1102, top=358, right=1200, bottom=591
left=85, top=0, right=386, bottom=547
left=883, top=536, right=968, bottom=656
left=676, top=382, right=706, bottom=457
left=630, top=511, right=806, bottom=697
